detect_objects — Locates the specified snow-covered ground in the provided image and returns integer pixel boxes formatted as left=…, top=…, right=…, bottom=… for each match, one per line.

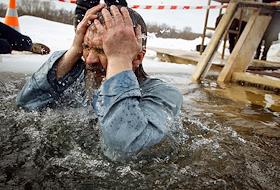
left=0, top=4, right=279, bottom=74
left=2, top=0, right=222, bottom=33
left=0, top=16, right=197, bottom=75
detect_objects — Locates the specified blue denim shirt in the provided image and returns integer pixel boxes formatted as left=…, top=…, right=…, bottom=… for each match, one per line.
left=16, top=51, right=183, bottom=160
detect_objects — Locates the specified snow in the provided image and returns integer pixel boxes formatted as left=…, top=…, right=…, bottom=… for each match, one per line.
left=2, top=0, right=222, bottom=33
left=0, top=0, right=279, bottom=74
left=0, top=16, right=196, bottom=75
left=147, top=33, right=203, bottom=52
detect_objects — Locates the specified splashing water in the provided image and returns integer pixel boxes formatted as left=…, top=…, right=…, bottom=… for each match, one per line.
left=0, top=72, right=280, bottom=189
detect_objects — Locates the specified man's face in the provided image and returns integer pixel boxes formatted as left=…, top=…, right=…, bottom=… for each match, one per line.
left=82, top=22, right=145, bottom=75
left=82, top=24, right=107, bottom=76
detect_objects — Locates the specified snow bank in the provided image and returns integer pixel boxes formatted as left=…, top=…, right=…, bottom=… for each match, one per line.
left=0, top=15, right=279, bottom=75
left=0, top=16, right=196, bottom=74
left=1, top=0, right=221, bottom=33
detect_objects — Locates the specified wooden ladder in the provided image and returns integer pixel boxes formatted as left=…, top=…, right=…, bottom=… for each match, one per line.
left=193, top=0, right=280, bottom=89
left=200, top=0, right=226, bottom=55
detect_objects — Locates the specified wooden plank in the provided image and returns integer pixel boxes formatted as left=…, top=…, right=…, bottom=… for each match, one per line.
left=150, top=47, right=280, bottom=69
left=165, top=52, right=280, bottom=70
left=156, top=52, right=198, bottom=65
left=251, top=59, right=280, bottom=67
left=239, top=1, right=280, bottom=10
left=232, top=72, right=280, bottom=89
left=148, top=47, right=202, bottom=61
left=156, top=52, right=224, bottom=71
left=192, top=1, right=238, bottom=81
left=217, top=12, right=272, bottom=83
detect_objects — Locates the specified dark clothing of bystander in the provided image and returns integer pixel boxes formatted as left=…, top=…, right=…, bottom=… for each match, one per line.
left=215, top=0, right=280, bottom=60
left=255, top=11, right=280, bottom=60
left=0, top=22, right=32, bottom=54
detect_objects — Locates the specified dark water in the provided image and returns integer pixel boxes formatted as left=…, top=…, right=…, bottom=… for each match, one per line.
left=0, top=72, right=279, bottom=190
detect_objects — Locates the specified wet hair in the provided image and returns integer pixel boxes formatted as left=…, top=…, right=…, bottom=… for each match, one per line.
left=96, top=6, right=148, bottom=80
left=96, top=6, right=147, bottom=49
left=74, top=0, right=128, bottom=27
left=104, top=0, right=127, bottom=7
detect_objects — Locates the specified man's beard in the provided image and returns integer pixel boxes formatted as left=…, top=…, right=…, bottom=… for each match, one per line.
left=85, top=64, right=106, bottom=102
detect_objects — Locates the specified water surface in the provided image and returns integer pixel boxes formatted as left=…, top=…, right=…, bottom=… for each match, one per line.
left=0, top=72, right=279, bottom=190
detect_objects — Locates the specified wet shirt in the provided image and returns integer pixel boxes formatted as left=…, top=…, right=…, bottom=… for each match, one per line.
left=16, top=51, right=183, bottom=160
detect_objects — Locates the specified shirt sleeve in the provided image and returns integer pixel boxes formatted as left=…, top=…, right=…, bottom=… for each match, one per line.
left=92, top=70, right=183, bottom=160
left=16, top=50, right=85, bottom=111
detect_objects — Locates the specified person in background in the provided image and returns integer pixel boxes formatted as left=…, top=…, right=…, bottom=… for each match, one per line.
left=214, top=0, right=280, bottom=60
left=0, top=22, right=50, bottom=55
left=254, top=0, right=280, bottom=60
left=16, top=4, right=183, bottom=160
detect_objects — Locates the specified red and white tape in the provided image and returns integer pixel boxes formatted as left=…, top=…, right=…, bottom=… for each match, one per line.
left=130, top=5, right=228, bottom=10
left=57, top=0, right=77, bottom=3
left=56, top=0, right=228, bottom=10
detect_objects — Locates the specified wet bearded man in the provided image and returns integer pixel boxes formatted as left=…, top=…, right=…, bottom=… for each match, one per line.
left=84, top=5, right=146, bottom=98
left=58, top=4, right=146, bottom=99
left=16, top=4, right=183, bottom=160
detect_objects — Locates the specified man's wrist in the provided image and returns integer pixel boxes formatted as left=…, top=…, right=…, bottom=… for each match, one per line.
left=56, top=47, right=83, bottom=79
left=107, top=56, right=132, bottom=66
left=106, top=56, right=132, bottom=79
left=68, top=46, right=83, bottom=58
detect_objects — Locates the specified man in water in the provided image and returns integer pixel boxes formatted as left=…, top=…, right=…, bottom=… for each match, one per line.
left=16, top=4, right=183, bottom=160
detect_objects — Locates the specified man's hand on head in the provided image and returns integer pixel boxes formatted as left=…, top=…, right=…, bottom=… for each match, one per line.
left=94, top=5, right=142, bottom=79
left=56, top=4, right=105, bottom=79
left=73, top=4, right=105, bottom=55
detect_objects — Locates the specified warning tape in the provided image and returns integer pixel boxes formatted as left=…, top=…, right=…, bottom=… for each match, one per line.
left=56, top=0, right=228, bottom=10
left=57, top=0, right=76, bottom=3
left=130, top=5, right=228, bottom=10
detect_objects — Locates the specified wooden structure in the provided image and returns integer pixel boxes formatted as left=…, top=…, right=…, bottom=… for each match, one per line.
left=192, top=0, right=280, bottom=90
left=200, top=0, right=229, bottom=59
left=150, top=46, right=280, bottom=70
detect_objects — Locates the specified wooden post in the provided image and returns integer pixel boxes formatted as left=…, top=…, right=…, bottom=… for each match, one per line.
left=217, top=12, right=272, bottom=83
left=232, top=72, right=280, bottom=89
left=200, top=0, right=212, bottom=55
left=192, top=1, right=238, bottom=82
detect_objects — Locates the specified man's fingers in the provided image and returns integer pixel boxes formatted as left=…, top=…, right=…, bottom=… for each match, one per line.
left=85, top=4, right=105, bottom=17
left=120, top=7, right=133, bottom=26
left=102, top=8, right=114, bottom=28
left=110, top=5, right=124, bottom=25
left=94, top=19, right=105, bottom=34
left=80, top=4, right=104, bottom=30
left=77, top=15, right=98, bottom=34
left=84, top=14, right=98, bottom=25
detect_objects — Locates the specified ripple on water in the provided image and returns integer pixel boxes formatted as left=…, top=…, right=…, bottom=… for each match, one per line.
left=0, top=72, right=280, bottom=189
